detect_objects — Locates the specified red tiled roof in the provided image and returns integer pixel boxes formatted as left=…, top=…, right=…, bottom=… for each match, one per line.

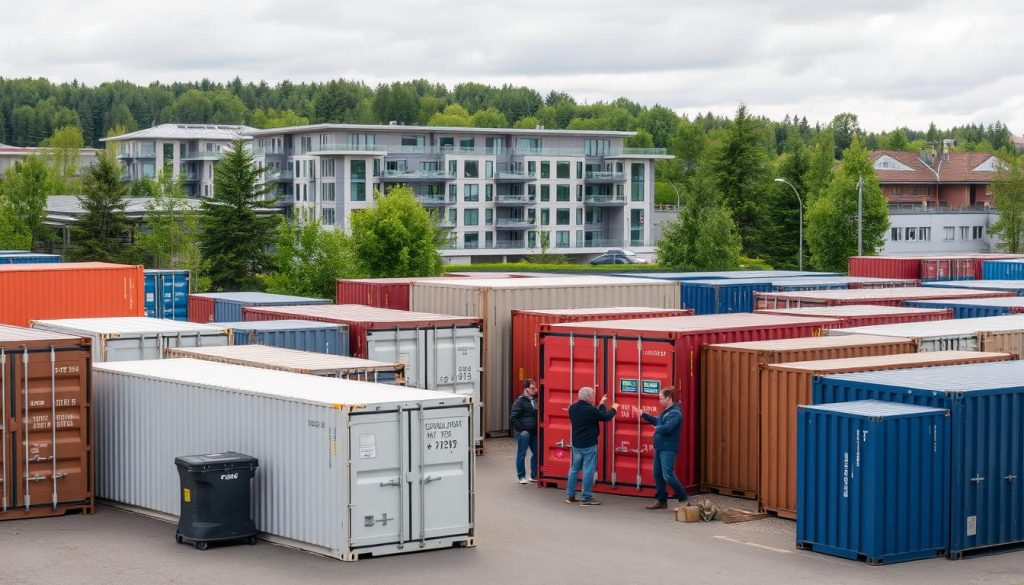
left=936, top=152, right=996, bottom=183
left=871, top=150, right=938, bottom=183
left=871, top=150, right=996, bottom=185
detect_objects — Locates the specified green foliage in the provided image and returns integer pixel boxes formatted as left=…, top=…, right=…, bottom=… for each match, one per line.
left=636, top=105, right=681, bottom=148
left=261, top=215, right=357, bottom=299
left=0, top=155, right=53, bottom=247
left=349, top=185, right=445, bottom=277
left=427, top=104, right=472, bottom=127
left=163, top=89, right=247, bottom=124
left=40, top=126, right=84, bottom=193
left=830, top=113, right=861, bottom=157
left=251, top=108, right=309, bottom=128
left=70, top=153, right=130, bottom=262
left=656, top=166, right=743, bottom=271
left=885, top=129, right=910, bottom=150
left=527, top=231, right=567, bottom=264
left=761, top=137, right=810, bottom=269
left=713, top=103, right=770, bottom=257
left=471, top=107, right=508, bottom=128
left=135, top=170, right=210, bottom=290
left=199, top=140, right=277, bottom=290
left=989, top=154, right=1024, bottom=253
left=806, top=136, right=889, bottom=271
left=625, top=129, right=655, bottom=149
left=805, top=129, right=836, bottom=204
left=128, top=177, right=160, bottom=196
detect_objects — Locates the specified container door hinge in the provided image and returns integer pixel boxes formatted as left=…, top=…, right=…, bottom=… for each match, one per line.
left=970, top=475, right=985, bottom=484
left=1005, top=474, right=1017, bottom=482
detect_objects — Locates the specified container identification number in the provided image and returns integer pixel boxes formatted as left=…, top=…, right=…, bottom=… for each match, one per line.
left=424, top=418, right=463, bottom=453
left=439, top=365, right=474, bottom=383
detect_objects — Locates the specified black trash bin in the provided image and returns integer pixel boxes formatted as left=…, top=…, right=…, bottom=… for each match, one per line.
left=174, top=452, right=259, bottom=551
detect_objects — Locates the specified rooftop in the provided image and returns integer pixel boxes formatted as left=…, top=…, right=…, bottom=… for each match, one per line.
left=101, top=123, right=257, bottom=142
left=247, top=122, right=637, bottom=138
left=871, top=149, right=998, bottom=184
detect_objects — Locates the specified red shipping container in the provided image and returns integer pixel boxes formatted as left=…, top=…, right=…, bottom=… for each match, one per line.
left=0, top=262, right=143, bottom=327
left=336, top=278, right=427, bottom=311
left=848, top=256, right=922, bottom=279
left=538, top=313, right=839, bottom=497
left=755, top=304, right=952, bottom=328
left=187, top=295, right=215, bottom=323
left=511, top=307, right=693, bottom=408
left=754, top=287, right=1013, bottom=310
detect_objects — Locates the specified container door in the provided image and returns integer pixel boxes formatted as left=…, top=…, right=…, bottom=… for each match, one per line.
left=427, top=327, right=482, bottom=446
left=605, top=336, right=676, bottom=493
left=348, top=411, right=405, bottom=549
left=368, top=329, right=425, bottom=388
left=102, top=335, right=163, bottom=362
left=163, top=332, right=230, bottom=351
left=410, top=405, right=472, bottom=542
left=144, top=273, right=157, bottom=318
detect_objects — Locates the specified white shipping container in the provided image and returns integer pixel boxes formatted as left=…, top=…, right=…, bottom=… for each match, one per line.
left=93, top=359, right=474, bottom=561
left=409, top=276, right=680, bottom=434
left=826, top=314, right=1024, bottom=352
left=31, top=317, right=230, bottom=362
left=163, top=344, right=406, bottom=383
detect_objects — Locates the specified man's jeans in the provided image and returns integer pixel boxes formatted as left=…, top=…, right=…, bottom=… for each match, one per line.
left=566, top=444, right=598, bottom=501
left=653, top=449, right=688, bottom=503
left=516, top=430, right=538, bottom=479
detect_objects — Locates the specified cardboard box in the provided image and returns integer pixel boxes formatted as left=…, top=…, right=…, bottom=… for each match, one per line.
left=675, top=505, right=701, bottom=523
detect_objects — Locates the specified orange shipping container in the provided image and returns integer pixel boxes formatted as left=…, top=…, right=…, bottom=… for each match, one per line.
left=700, top=334, right=917, bottom=499
left=0, top=262, right=143, bottom=327
left=759, top=350, right=1013, bottom=519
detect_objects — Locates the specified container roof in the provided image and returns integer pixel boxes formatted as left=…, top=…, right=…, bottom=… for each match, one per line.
left=190, top=292, right=326, bottom=303
left=0, top=324, right=83, bottom=343
left=623, top=270, right=838, bottom=280
left=908, top=297, right=1024, bottom=308
left=836, top=314, right=1024, bottom=337
left=922, top=280, right=1024, bottom=291
left=709, top=333, right=910, bottom=351
left=94, top=358, right=463, bottom=407
left=215, top=320, right=344, bottom=331
left=31, top=317, right=229, bottom=335
left=166, top=345, right=397, bottom=370
left=759, top=304, right=951, bottom=317
left=0, top=261, right=137, bottom=272
left=800, top=399, right=946, bottom=417
left=548, top=313, right=838, bottom=333
left=516, top=307, right=686, bottom=316
left=769, top=351, right=1009, bottom=372
left=413, top=275, right=672, bottom=289
left=820, top=359, right=1024, bottom=392
left=244, top=304, right=479, bottom=325
left=758, top=287, right=1012, bottom=301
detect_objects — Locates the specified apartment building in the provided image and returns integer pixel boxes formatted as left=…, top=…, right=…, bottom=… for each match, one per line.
left=248, top=123, right=671, bottom=263
left=102, top=124, right=255, bottom=197
left=0, top=144, right=102, bottom=181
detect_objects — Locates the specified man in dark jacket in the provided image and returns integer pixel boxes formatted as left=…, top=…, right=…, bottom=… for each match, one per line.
left=639, top=388, right=688, bottom=510
left=566, top=386, right=617, bottom=506
left=510, top=378, right=539, bottom=484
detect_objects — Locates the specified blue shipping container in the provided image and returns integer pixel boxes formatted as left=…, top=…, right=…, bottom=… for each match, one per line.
left=813, top=361, right=1024, bottom=558
left=797, top=400, right=950, bottom=564
left=904, top=298, right=1024, bottom=319
left=983, top=260, right=1024, bottom=280
left=616, top=270, right=838, bottom=281
left=922, top=280, right=1024, bottom=296
left=143, top=269, right=190, bottom=321
left=0, top=252, right=61, bottom=264
left=217, top=320, right=348, bottom=355
left=679, top=278, right=775, bottom=314
left=192, top=292, right=330, bottom=323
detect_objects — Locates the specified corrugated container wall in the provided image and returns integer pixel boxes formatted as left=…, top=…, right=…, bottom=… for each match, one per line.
left=0, top=262, right=143, bottom=327
left=796, top=401, right=950, bottom=564
left=143, top=269, right=189, bottom=321
left=0, top=325, right=93, bottom=521
left=336, top=278, right=417, bottom=311
left=30, top=317, right=230, bottom=362
left=827, top=314, right=1024, bottom=354
left=848, top=257, right=922, bottom=279
left=904, top=298, right=1024, bottom=319
left=93, top=359, right=474, bottom=561
left=0, top=253, right=61, bottom=264
left=756, top=305, right=952, bottom=328
left=622, top=271, right=839, bottom=281
left=754, top=287, right=1013, bottom=310
left=680, top=279, right=775, bottom=314
left=539, top=313, right=838, bottom=497
left=163, top=345, right=405, bottom=384
left=921, top=280, right=1024, bottom=296
left=409, top=276, right=680, bottom=435
left=188, top=292, right=329, bottom=324
left=700, top=335, right=917, bottom=499
left=218, top=320, right=347, bottom=355
left=983, top=259, right=1024, bottom=280
left=511, top=306, right=693, bottom=406
left=759, top=351, right=1012, bottom=519
left=813, top=361, right=1024, bottom=558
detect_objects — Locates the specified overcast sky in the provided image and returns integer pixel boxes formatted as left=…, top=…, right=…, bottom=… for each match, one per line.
left=2, top=0, right=1021, bottom=133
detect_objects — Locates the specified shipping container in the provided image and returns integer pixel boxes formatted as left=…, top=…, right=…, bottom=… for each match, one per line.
left=754, top=286, right=1013, bottom=310
left=620, top=270, right=838, bottom=281
left=188, top=292, right=329, bottom=323
left=921, top=257, right=977, bottom=281
left=143, top=269, right=189, bottom=321
left=796, top=400, right=950, bottom=564
left=848, top=256, right=923, bottom=279
left=826, top=314, right=1024, bottom=353
left=904, top=297, right=1024, bottom=319
left=922, top=280, right=1024, bottom=295
left=512, top=306, right=693, bottom=405
left=982, top=258, right=1024, bottom=280
left=93, top=359, right=474, bottom=561
left=756, top=304, right=952, bottom=328
left=760, top=351, right=1011, bottom=519
left=700, top=335, right=916, bottom=499
left=336, top=278, right=446, bottom=311
left=0, top=325, right=93, bottom=521
left=163, top=345, right=405, bottom=384
left=445, top=272, right=544, bottom=278
left=0, top=262, right=143, bottom=327
left=31, top=317, right=230, bottom=362
left=679, top=279, right=776, bottom=314
left=813, top=361, right=1024, bottom=558
left=217, top=320, right=347, bottom=355
left=409, top=276, right=679, bottom=434
left=241, top=304, right=484, bottom=447
left=0, top=252, right=61, bottom=264
left=538, top=313, right=838, bottom=497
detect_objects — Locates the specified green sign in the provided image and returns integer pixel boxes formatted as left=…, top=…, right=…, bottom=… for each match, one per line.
left=620, top=379, right=638, bottom=394
left=642, top=379, right=661, bottom=395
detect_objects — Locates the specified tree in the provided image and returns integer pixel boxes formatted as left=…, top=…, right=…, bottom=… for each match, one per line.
left=0, top=155, right=52, bottom=248
left=262, top=215, right=357, bottom=299
left=830, top=113, right=861, bottom=158
left=135, top=170, right=211, bottom=290
left=251, top=108, right=308, bottom=128
left=989, top=154, right=1024, bottom=253
left=761, top=136, right=809, bottom=269
left=70, top=153, right=130, bottom=261
left=886, top=129, right=910, bottom=151
left=636, top=105, right=680, bottom=149
left=199, top=140, right=277, bottom=290
left=427, top=104, right=472, bottom=127
left=805, top=129, right=836, bottom=204
left=656, top=163, right=742, bottom=271
left=0, top=201, right=29, bottom=250
left=805, top=136, right=889, bottom=271
left=470, top=107, right=508, bottom=128
left=40, top=126, right=84, bottom=193
left=713, top=103, right=771, bottom=258
left=350, top=185, right=445, bottom=277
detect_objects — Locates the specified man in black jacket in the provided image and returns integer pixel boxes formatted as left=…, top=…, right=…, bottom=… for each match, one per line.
left=510, top=378, right=539, bottom=484
left=566, top=386, right=617, bottom=506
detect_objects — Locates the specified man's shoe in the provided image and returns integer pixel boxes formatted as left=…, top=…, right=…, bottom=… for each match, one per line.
left=645, top=500, right=668, bottom=510
left=579, top=499, right=602, bottom=506
left=564, top=497, right=578, bottom=504
left=518, top=477, right=528, bottom=484
left=528, top=477, right=537, bottom=482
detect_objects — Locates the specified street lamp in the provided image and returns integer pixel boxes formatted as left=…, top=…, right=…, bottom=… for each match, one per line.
left=668, top=182, right=682, bottom=210
left=774, top=178, right=804, bottom=271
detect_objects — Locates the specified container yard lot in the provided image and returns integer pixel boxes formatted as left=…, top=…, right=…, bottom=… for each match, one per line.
left=0, top=438, right=1021, bottom=585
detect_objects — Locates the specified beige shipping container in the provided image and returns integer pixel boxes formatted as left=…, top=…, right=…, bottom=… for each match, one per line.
left=700, top=334, right=916, bottom=499
left=409, top=276, right=680, bottom=434
left=759, top=350, right=1013, bottom=519
left=163, top=344, right=406, bottom=383
left=828, top=314, right=1024, bottom=354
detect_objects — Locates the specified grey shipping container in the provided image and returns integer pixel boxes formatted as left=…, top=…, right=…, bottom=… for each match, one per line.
left=191, top=292, right=329, bottom=323
left=30, top=317, right=230, bottom=362
left=164, top=344, right=405, bottom=384
left=218, top=320, right=348, bottom=355
left=93, top=359, right=475, bottom=561
left=409, top=276, right=680, bottom=434
left=826, top=314, right=1024, bottom=353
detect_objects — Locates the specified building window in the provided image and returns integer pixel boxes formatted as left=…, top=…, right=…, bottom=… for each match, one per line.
left=586, top=208, right=603, bottom=224
left=447, top=208, right=457, bottom=226
left=890, top=228, right=902, bottom=241
left=421, top=161, right=439, bottom=172
left=321, top=159, right=336, bottom=177
left=893, top=186, right=902, bottom=195
left=556, top=231, right=570, bottom=247
left=584, top=139, right=610, bottom=157
left=439, top=137, right=455, bottom=151
left=322, top=208, right=335, bottom=226
left=485, top=231, right=493, bottom=248
left=576, top=162, right=583, bottom=179
left=464, top=184, right=479, bottom=202
left=351, top=182, right=366, bottom=201
left=918, top=227, right=931, bottom=241
left=527, top=184, right=536, bottom=200
left=576, top=208, right=583, bottom=225
left=485, top=209, right=493, bottom=225
left=541, top=209, right=550, bottom=225
left=540, top=185, right=550, bottom=202
left=910, top=187, right=918, bottom=196
left=373, top=159, right=380, bottom=177
left=630, top=209, right=644, bottom=246
left=631, top=163, right=645, bottom=201
left=464, top=209, right=479, bottom=226
left=960, top=226, right=969, bottom=240
left=464, top=160, right=479, bottom=178
left=485, top=184, right=494, bottom=201
left=402, top=135, right=425, bottom=147
left=973, top=226, right=984, bottom=240
left=528, top=231, right=537, bottom=248
left=528, top=161, right=536, bottom=177
left=300, top=137, right=312, bottom=153
left=323, top=183, right=336, bottom=202
left=556, top=209, right=570, bottom=225
left=576, top=230, right=584, bottom=247
left=905, top=228, right=916, bottom=241
left=556, top=185, right=570, bottom=202
left=486, top=137, right=502, bottom=154
left=448, top=183, right=457, bottom=201
left=460, top=137, right=475, bottom=151
left=464, top=232, right=479, bottom=249
left=351, top=160, right=366, bottom=201
left=541, top=161, right=550, bottom=179
left=518, top=138, right=541, bottom=152
left=485, top=160, right=494, bottom=179
left=386, top=160, right=407, bottom=173
left=556, top=162, right=570, bottom=179
left=577, top=184, right=583, bottom=201
left=944, top=226, right=954, bottom=241
left=302, top=184, right=308, bottom=201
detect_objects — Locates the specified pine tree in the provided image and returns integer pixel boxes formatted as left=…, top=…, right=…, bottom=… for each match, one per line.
left=761, top=134, right=809, bottom=269
left=656, top=162, right=742, bottom=271
left=70, top=153, right=130, bottom=261
left=713, top=103, right=770, bottom=258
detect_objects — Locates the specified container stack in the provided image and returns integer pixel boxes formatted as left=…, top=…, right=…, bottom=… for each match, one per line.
left=188, top=292, right=329, bottom=323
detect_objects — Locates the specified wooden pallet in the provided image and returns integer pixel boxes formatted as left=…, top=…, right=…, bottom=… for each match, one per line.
left=701, top=485, right=758, bottom=500
left=720, top=508, right=768, bottom=524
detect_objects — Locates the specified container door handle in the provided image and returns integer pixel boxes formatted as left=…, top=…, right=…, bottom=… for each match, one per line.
left=1005, top=475, right=1017, bottom=482
left=379, top=479, right=400, bottom=487
left=970, top=475, right=985, bottom=484
left=423, top=475, right=442, bottom=484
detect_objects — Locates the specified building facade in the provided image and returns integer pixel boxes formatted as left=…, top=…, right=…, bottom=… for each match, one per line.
left=0, top=144, right=102, bottom=181
left=248, top=124, right=670, bottom=263
left=102, top=124, right=255, bottom=197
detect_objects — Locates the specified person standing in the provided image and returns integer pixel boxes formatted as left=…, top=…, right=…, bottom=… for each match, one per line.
left=510, top=378, right=539, bottom=484
left=639, top=388, right=688, bottom=510
left=566, top=386, right=617, bottom=506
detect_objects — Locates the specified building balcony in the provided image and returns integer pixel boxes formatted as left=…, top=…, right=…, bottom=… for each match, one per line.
left=495, top=194, right=535, bottom=206
left=182, top=171, right=199, bottom=182
left=116, top=147, right=155, bottom=159
left=252, top=147, right=291, bottom=157
left=417, top=194, right=451, bottom=207
left=381, top=170, right=455, bottom=182
left=182, top=150, right=224, bottom=161
left=495, top=170, right=533, bottom=182
left=495, top=218, right=536, bottom=230
left=584, top=193, right=627, bottom=206
left=585, top=171, right=626, bottom=183
left=267, top=170, right=293, bottom=182
left=437, top=219, right=456, bottom=229
left=309, top=143, right=389, bottom=156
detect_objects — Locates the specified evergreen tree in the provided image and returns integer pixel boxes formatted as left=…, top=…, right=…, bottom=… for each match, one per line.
left=656, top=162, right=742, bottom=271
left=805, top=129, right=836, bottom=204
left=70, top=153, right=130, bottom=261
left=136, top=170, right=210, bottom=290
left=761, top=135, right=809, bottom=269
left=350, top=185, right=445, bottom=277
left=886, top=129, right=910, bottom=151
left=713, top=103, right=770, bottom=257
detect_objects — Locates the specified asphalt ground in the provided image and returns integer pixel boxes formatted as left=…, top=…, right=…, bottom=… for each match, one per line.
left=0, top=438, right=1021, bottom=585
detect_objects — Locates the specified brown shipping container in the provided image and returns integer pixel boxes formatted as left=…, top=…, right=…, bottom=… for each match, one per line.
left=754, top=286, right=1013, bottom=310
left=164, top=344, right=406, bottom=382
left=759, top=350, right=1013, bottom=519
left=0, top=262, right=143, bottom=327
left=511, top=306, right=693, bottom=408
left=755, top=304, right=953, bottom=328
left=0, top=324, right=93, bottom=521
left=700, top=334, right=916, bottom=499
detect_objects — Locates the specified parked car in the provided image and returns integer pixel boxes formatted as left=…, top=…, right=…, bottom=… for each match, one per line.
left=589, top=249, right=650, bottom=265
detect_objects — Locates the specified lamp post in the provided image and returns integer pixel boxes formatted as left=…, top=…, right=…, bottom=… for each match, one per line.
left=668, top=182, right=682, bottom=211
left=774, top=178, right=804, bottom=271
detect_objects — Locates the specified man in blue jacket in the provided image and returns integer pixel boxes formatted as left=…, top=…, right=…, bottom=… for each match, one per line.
left=639, top=388, right=688, bottom=510
left=566, top=386, right=617, bottom=506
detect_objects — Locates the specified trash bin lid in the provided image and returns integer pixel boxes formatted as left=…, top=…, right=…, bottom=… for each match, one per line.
left=174, top=451, right=259, bottom=471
